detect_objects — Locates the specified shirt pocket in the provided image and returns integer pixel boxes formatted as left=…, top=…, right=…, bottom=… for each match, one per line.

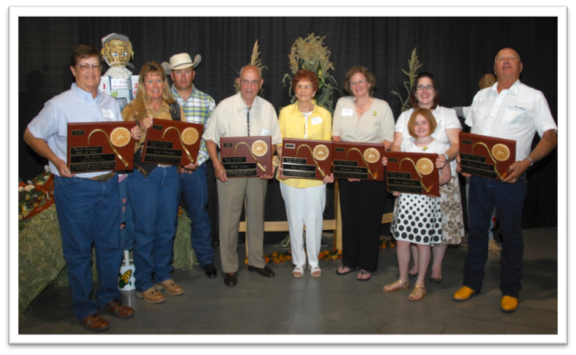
left=503, top=106, right=528, bottom=126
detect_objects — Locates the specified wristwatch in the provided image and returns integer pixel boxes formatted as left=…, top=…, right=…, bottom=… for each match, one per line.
left=526, top=157, right=534, bottom=166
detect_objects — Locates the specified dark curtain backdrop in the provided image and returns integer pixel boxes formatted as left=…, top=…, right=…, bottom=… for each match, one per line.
left=18, top=17, right=558, bottom=232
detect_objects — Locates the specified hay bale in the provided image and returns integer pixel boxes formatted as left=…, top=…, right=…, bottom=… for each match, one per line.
left=18, top=205, right=65, bottom=315
left=173, top=210, right=197, bottom=270
left=19, top=206, right=197, bottom=314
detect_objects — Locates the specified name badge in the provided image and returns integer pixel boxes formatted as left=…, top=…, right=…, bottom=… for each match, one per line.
left=342, top=108, right=353, bottom=116
left=261, top=128, right=271, bottom=136
left=311, top=116, right=322, bottom=125
left=101, top=109, right=114, bottom=119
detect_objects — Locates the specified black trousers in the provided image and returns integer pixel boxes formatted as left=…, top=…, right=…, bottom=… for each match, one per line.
left=339, top=179, right=387, bottom=272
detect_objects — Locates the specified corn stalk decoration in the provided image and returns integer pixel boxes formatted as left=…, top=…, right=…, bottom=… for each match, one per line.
left=282, top=33, right=340, bottom=115
left=391, top=47, right=423, bottom=112
left=232, top=40, right=268, bottom=96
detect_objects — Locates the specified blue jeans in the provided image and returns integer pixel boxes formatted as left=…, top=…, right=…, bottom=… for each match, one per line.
left=119, top=176, right=134, bottom=251
left=177, top=164, right=214, bottom=266
left=464, top=174, right=528, bottom=298
left=54, top=175, right=123, bottom=320
left=127, top=167, right=179, bottom=292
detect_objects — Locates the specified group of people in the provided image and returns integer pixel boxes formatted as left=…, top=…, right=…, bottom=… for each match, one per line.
left=24, top=44, right=557, bottom=332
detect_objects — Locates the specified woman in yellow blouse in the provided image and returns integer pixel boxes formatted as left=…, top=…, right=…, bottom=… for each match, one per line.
left=277, top=69, right=334, bottom=278
left=122, top=61, right=185, bottom=304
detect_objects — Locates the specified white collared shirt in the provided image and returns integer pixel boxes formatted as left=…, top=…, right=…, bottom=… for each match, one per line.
left=465, top=80, right=557, bottom=161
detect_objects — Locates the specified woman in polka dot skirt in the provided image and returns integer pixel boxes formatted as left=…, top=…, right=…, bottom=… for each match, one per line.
left=381, top=108, right=451, bottom=301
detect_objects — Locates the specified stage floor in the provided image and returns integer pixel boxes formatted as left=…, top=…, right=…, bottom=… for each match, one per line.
left=18, top=227, right=558, bottom=336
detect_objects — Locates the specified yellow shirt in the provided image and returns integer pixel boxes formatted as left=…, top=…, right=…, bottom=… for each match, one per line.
left=277, top=101, right=332, bottom=188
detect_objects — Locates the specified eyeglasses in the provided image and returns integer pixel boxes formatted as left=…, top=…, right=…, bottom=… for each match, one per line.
left=296, top=84, right=312, bottom=90
left=350, top=80, right=366, bottom=86
left=240, top=79, right=260, bottom=86
left=76, top=63, right=101, bottom=72
left=416, top=85, right=434, bottom=91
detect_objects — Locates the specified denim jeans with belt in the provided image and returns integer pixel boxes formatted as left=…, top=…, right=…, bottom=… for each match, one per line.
left=54, top=175, right=123, bottom=320
left=464, top=173, right=528, bottom=298
left=177, top=163, right=214, bottom=266
left=127, top=166, right=179, bottom=292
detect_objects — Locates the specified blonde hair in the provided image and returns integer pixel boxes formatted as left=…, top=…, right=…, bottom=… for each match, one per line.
left=133, top=61, right=176, bottom=123
left=407, top=108, right=437, bottom=138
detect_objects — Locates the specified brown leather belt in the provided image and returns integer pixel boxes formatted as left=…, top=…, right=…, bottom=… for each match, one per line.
left=88, top=172, right=116, bottom=183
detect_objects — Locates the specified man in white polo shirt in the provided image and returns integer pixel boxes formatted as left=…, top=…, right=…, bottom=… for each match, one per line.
left=453, top=48, right=557, bottom=313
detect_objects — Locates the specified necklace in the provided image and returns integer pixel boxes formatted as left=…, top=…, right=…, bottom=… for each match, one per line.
left=355, top=98, right=372, bottom=117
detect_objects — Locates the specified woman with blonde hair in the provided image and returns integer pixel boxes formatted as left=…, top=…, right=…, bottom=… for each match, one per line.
left=122, top=61, right=185, bottom=304
left=332, top=66, right=395, bottom=281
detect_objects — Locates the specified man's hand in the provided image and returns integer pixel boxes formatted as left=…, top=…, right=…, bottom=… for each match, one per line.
left=56, top=159, right=75, bottom=178
left=214, top=165, right=228, bottom=182
left=503, top=159, right=530, bottom=184
left=347, top=178, right=361, bottom=182
left=259, top=173, right=274, bottom=180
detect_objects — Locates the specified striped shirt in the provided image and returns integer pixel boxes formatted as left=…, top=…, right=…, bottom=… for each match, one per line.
left=466, top=80, right=557, bottom=161
left=171, top=85, right=216, bottom=166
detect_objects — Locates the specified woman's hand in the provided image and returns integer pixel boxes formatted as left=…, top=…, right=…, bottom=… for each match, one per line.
left=347, top=178, right=361, bottom=182
left=381, top=156, right=388, bottom=166
left=436, top=154, right=447, bottom=169
left=130, top=125, right=141, bottom=140
left=392, top=191, right=400, bottom=197
left=323, top=173, right=334, bottom=184
left=140, top=116, right=153, bottom=130
left=278, top=166, right=286, bottom=180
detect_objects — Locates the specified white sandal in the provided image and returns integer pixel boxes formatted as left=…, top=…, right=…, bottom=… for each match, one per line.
left=309, top=265, right=322, bottom=278
left=292, top=265, right=304, bottom=278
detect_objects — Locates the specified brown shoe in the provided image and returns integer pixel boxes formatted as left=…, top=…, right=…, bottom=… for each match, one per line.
left=101, top=299, right=134, bottom=319
left=81, top=313, right=109, bottom=332
left=247, top=265, right=275, bottom=277
left=155, top=279, right=184, bottom=295
left=224, top=272, right=237, bottom=286
left=136, top=287, right=166, bottom=303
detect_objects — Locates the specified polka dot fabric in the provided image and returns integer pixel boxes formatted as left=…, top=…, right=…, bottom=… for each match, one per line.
left=391, top=192, right=442, bottom=245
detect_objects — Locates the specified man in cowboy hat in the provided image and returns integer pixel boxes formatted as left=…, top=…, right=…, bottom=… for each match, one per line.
left=164, top=52, right=219, bottom=279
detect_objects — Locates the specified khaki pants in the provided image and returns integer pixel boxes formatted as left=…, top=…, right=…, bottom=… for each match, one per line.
left=217, top=177, right=267, bottom=273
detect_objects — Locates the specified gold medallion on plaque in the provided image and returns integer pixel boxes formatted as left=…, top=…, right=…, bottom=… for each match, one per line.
left=181, top=127, right=199, bottom=145
left=110, top=127, right=131, bottom=147
left=363, top=148, right=380, bottom=163
left=416, top=158, right=434, bottom=175
left=491, top=144, right=510, bottom=162
left=313, top=144, right=329, bottom=161
left=251, top=140, right=268, bottom=157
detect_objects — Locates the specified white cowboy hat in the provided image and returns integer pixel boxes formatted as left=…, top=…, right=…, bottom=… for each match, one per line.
left=161, top=53, right=202, bottom=74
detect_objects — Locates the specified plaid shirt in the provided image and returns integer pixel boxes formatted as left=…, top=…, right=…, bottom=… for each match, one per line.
left=171, top=85, right=216, bottom=166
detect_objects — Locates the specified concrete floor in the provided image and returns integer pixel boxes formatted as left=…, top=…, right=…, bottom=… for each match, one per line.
left=18, top=227, right=558, bottom=336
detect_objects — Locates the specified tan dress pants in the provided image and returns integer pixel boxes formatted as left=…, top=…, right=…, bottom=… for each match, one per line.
left=217, top=177, right=267, bottom=273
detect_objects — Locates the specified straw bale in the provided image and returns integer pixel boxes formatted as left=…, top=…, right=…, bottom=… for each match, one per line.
left=18, top=205, right=65, bottom=315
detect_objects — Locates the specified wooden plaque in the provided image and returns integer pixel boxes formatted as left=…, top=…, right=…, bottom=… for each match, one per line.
left=67, top=121, right=135, bottom=173
left=220, top=136, right=273, bottom=178
left=385, top=151, right=440, bottom=197
left=459, top=132, right=517, bottom=181
left=141, top=120, right=204, bottom=166
left=332, top=141, right=384, bottom=181
left=281, top=138, right=332, bottom=180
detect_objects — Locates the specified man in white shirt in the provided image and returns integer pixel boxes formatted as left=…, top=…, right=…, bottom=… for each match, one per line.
left=203, top=65, right=282, bottom=287
left=453, top=48, right=557, bottom=313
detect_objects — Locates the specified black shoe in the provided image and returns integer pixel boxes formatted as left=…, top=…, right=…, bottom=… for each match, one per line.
left=428, top=277, right=442, bottom=284
left=202, top=263, right=218, bottom=278
left=224, top=272, right=237, bottom=287
left=247, top=265, right=275, bottom=277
